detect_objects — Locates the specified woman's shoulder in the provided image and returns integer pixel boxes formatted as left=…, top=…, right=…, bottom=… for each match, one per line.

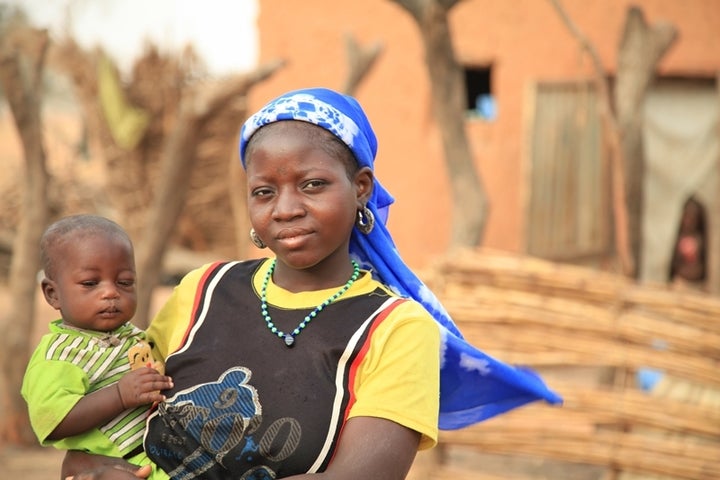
left=180, top=258, right=267, bottom=286
left=375, top=291, right=439, bottom=335
left=389, top=298, right=438, bottom=329
left=358, top=273, right=433, bottom=309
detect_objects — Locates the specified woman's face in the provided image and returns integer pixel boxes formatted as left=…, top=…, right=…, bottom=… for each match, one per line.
left=245, top=121, right=370, bottom=274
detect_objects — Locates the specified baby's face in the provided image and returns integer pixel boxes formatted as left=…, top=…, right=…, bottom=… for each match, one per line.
left=45, top=232, right=137, bottom=332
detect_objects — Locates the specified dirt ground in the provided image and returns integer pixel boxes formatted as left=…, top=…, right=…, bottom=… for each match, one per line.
left=2, top=445, right=65, bottom=480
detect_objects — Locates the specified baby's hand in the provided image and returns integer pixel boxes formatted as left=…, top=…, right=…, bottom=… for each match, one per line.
left=116, top=368, right=173, bottom=409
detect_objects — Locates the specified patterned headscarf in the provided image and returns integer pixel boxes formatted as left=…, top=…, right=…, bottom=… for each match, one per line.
left=239, top=87, right=561, bottom=429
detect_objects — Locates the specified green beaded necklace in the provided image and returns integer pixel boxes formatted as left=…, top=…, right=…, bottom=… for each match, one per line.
left=260, top=259, right=361, bottom=347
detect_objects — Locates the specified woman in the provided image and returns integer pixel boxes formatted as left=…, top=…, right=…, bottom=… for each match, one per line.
left=63, top=87, right=560, bottom=480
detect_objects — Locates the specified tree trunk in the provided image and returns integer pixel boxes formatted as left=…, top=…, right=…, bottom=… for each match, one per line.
left=134, top=61, right=284, bottom=328
left=132, top=102, right=201, bottom=328
left=0, top=28, right=51, bottom=445
left=393, top=0, right=489, bottom=247
left=614, top=6, right=677, bottom=277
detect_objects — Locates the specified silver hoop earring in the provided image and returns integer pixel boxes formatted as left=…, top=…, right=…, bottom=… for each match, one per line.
left=356, top=206, right=375, bottom=234
left=250, top=228, right=267, bottom=249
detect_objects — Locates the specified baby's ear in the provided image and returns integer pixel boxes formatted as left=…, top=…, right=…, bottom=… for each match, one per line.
left=41, top=278, right=60, bottom=310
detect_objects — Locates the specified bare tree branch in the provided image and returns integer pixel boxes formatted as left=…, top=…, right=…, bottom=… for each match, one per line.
left=615, top=6, right=677, bottom=275
left=342, top=33, right=383, bottom=95
left=393, top=0, right=489, bottom=247
left=133, top=60, right=285, bottom=327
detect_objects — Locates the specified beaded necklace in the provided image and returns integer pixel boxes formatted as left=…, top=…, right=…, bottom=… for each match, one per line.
left=260, top=259, right=361, bottom=347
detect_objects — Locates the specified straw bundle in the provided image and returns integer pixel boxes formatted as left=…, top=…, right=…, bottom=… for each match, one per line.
left=429, top=248, right=720, bottom=334
left=429, top=467, right=537, bottom=480
left=423, top=248, right=720, bottom=480
left=440, top=426, right=719, bottom=480
left=472, top=384, right=720, bottom=438
left=442, top=286, right=719, bottom=356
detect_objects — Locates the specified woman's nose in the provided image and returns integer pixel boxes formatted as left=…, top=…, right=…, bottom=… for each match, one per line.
left=273, top=189, right=305, bottom=220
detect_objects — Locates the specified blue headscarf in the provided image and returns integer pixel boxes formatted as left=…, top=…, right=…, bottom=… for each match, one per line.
left=239, top=87, right=562, bottom=429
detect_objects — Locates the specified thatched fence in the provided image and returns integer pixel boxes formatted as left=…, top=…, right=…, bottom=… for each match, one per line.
left=410, top=249, right=719, bottom=480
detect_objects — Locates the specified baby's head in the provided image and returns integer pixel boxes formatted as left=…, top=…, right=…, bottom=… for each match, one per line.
left=40, top=214, right=137, bottom=332
left=41, top=215, right=133, bottom=279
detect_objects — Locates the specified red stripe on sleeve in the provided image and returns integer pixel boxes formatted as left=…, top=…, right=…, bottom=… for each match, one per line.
left=177, top=261, right=226, bottom=349
left=342, top=298, right=407, bottom=422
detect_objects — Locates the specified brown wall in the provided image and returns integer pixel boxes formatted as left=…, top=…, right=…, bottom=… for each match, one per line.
left=249, top=0, right=720, bottom=270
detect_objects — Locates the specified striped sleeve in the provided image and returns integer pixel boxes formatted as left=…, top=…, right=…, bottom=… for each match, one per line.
left=147, top=263, right=220, bottom=359
left=349, top=299, right=440, bottom=449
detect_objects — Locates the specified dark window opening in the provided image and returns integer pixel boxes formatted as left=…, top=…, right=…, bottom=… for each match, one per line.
left=669, top=195, right=707, bottom=284
left=464, top=66, right=495, bottom=120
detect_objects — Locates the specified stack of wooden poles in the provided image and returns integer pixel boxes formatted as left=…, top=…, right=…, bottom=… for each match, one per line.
left=412, top=248, right=720, bottom=480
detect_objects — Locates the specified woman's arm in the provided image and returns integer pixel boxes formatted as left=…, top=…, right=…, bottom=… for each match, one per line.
left=64, top=417, right=420, bottom=480
left=288, top=302, right=438, bottom=479
left=62, top=451, right=151, bottom=480
left=285, top=416, right=421, bottom=480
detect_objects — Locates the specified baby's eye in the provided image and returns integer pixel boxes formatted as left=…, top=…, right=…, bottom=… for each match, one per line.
left=118, top=279, right=135, bottom=287
left=80, top=280, right=98, bottom=287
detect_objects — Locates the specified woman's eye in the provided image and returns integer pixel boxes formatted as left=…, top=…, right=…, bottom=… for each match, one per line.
left=251, top=187, right=273, bottom=197
left=304, top=179, right=326, bottom=190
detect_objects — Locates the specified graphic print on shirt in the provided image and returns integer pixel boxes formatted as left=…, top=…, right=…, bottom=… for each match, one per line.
left=147, top=367, right=274, bottom=479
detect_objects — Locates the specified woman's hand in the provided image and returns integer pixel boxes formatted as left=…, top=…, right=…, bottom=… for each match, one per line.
left=66, top=464, right=151, bottom=480
left=62, top=451, right=150, bottom=480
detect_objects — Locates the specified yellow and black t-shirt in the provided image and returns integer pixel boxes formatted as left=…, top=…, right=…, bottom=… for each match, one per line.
left=145, top=258, right=439, bottom=479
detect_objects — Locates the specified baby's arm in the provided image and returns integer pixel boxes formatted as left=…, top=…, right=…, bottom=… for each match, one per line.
left=48, top=368, right=173, bottom=441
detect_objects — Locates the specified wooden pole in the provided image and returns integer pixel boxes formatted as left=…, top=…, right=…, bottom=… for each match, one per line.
left=708, top=71, right=720, bottom=295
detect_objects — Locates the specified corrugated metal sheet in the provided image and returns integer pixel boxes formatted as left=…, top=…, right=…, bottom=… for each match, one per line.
left=526, top=82, right=610, bottom=260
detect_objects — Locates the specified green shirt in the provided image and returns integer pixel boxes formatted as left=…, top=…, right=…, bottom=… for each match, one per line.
left=22, top=319, right=151, bottom=458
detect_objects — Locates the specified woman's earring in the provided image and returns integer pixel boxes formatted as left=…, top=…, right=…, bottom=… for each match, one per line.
left=356, top=206, right=375, bottom=234
left=249, top=228, right=267, bottom=249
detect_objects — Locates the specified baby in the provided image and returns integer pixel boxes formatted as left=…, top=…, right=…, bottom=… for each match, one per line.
left=22, top=214, right=172, bottom=478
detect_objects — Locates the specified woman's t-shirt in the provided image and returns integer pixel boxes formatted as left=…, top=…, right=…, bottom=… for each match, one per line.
left=144, top=259, right=439, bottom=479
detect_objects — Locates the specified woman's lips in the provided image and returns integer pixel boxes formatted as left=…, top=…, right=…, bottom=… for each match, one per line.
left=275, top=228, right=313, bottom=249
